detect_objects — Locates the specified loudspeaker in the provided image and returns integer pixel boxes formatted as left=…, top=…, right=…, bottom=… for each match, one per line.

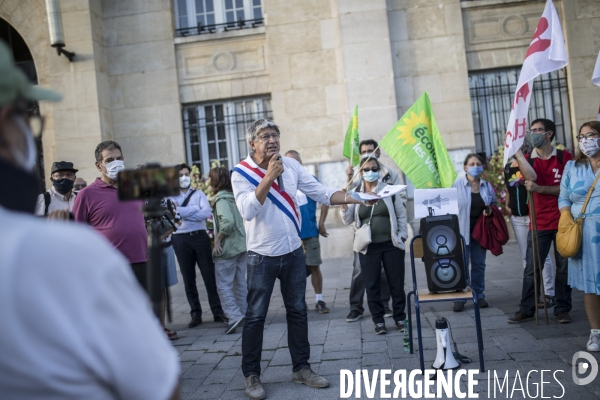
left=420, top=214, right=467, bottom=293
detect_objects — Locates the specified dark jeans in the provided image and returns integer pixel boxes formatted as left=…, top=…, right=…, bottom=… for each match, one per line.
left=349, top=252, right=391, bottom=314
left=172, top=231, right=223, bottom=319
left=456, top=238, right=487, bottom=304
left=131, top=262, right=147, bottom=290
left=358, top=241, right=406, bottom=324
left=242, top=246, right=310, bottom=377
left=519, top=230, right=571, bottom=316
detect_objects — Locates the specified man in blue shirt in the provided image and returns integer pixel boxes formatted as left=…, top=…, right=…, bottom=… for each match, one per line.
left=286, top=151, right=330, bottom=313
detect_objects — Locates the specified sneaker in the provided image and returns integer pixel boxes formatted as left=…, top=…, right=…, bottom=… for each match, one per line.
left=508, top=312, right=534, bottom=324
left=346, top=310, right=362, bottom=322
left=453, top=302, right=465, bottom=312
left=245, top=375, right=266, bottom=400
left=292, top=367, right=330, bottom=388
left=375, top=323, right=387, bottom=335
left=537, top=296, right=556, bottom=308
left=214, top=314, right=229, bottom=325
left=556, top=312, right=572, bottom=324
left=587, top=332, right=600, bottom=352
left=384, top=308, right=393, bottom=318
left=395, top=320, right=405, bottom=332
left=478, top=299, right=489, bottom=308
left=225, top=318, right=244, bottom=334
left=315, top=301, right=329, bottom=314
left=188, top=317, right=203, bottom=328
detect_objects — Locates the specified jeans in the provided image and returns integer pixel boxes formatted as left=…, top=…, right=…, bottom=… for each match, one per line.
left=172, top=231, right=223, bottom=319
left=519, top=230, right=571, bottom=316
left=456, top=237, right=487, bottom=304
left=215, top=252, right=248, bottom=322
left=349, top=252, right=391, bottom=314
left=242, top=246, right=310, bottom=377
left=511, top=215, right=555, bottom=296
left=358, top=241, right=406, bottom=324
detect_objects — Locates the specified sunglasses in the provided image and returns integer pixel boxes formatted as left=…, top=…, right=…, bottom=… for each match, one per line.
left=362, top=168, right=379, bottom=173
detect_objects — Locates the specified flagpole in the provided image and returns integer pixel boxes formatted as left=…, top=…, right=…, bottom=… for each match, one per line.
left=343, top=144, right=380, bottom=191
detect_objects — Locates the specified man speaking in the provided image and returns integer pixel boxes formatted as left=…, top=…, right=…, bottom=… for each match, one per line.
left=231, top=119, right=374, bottom=399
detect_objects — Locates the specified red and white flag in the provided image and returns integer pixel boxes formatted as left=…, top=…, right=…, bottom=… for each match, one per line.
left=503, top=0, right=567, bottom=164
left=593, top=51, right=600, bottom=121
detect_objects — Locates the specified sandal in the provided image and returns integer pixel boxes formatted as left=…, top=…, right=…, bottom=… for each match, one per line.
left=164, top=328, right=179, bottom=341
left=537, top=296, right=556, bottom=308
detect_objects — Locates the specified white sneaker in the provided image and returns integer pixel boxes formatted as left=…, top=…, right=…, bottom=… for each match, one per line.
left=587, top=332, right=600, bottom=352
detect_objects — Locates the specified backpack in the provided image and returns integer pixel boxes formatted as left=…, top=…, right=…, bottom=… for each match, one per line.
left=43, top=191, right=77, bottom=216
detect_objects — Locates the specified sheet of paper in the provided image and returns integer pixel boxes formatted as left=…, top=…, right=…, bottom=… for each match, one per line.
left=413, top=188, right=459, bottom=219
left=376, top=185, right=407, bottom=198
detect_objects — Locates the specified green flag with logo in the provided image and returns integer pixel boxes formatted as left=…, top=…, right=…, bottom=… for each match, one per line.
left=343, top=105, right=361, bottom=166
left=380, top=92, right=456, bottom=188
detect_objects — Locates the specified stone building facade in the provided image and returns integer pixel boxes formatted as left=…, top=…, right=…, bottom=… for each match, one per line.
left=1, top=0, right=598, bottom=256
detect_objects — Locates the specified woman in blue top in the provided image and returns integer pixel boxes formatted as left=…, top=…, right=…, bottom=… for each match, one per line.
left=452, top=153, right=497, bottom=312
left=558, top=121, right=600, bottom=352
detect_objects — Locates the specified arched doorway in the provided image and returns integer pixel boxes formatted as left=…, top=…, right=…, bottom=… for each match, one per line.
left=0, top=18, right=45, bottom=189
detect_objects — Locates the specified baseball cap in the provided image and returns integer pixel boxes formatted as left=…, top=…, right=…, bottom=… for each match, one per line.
left=51, top=161, right=78, bottom=174
left=0, top=40, right=62, bottom=106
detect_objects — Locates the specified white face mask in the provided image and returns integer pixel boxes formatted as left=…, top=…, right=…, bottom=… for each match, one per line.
left=179, top=175, right=191, bottom=189
left=13, top=117, right=37, bottom=172
left=579, top=137, right=600, bottom=158
left=361, top=152, right=377, bottom=160
left=103, top=160, right=125, bottom=180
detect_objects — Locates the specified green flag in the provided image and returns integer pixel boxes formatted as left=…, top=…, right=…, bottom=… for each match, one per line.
left=343, top=105, right=361, bottom=166
left=380, top=92, right=456, bottom=188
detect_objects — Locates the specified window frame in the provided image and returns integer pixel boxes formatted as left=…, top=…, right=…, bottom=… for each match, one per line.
left=174, top=0, right=262, bottom=36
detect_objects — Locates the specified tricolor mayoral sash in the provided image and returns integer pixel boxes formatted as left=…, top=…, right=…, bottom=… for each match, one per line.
left=232, top=161, right=301, bottom=235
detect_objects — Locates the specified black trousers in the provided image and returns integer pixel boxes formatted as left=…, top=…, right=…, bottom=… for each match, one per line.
left=359, top=241, right=406, bottom=324
left=130, top=262, right=147, bottom=290
left=349, top=252, right=391, bottom=313
left=172, top=231, right=223, bottom=319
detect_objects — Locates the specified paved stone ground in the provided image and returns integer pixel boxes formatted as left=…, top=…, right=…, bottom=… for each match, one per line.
left=167, top=241, right=600, bottom=399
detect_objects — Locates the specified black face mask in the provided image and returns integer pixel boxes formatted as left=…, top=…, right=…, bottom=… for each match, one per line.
left=0, top=157, right=40, bottom=214
left=52, top=178, right=74, bottom=194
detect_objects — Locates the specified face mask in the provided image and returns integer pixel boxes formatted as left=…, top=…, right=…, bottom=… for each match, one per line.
left=12, top=117, right=37, bottom=172
left=179, top=175, right=191, bottom=189
left=52, top=178, right=74, bottom=194
left=363, top=171, right=380, bottom=182
left=529, top=132, right=547, bottom=148
left=103, top=160, right=125, bottom=180
left=579, top=137, right=600, bottom=158
left=361, top=152, right=377, bottom=160
left=467, top=166, right=483, bottom=178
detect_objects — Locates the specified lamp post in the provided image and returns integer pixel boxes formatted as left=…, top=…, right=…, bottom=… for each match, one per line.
left=45, top=0, right=75, bottom=62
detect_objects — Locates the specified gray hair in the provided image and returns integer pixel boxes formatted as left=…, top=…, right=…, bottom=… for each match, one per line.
left=245, top=119, right=280, bottom=151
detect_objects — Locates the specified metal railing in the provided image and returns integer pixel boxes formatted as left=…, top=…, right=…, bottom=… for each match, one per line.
left=469, top=68, right=572, bottom=158
left=175, top=17, right=264, bottom=37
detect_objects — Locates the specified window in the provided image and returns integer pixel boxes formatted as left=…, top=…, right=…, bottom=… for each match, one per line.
left=469, top=68, right=572, bottom=158
left=182, top=97, right=273, bottom=174
left=175, top=0, right=263, bottom=37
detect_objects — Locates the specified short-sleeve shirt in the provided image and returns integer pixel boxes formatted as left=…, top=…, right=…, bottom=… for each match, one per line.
left=297, top=176, right=319, bottom=240
left=525, top=148, right=572, bottom=231
left=72, top=178, right=148, bottom=264
left=0, top=205, right=179, bottom=399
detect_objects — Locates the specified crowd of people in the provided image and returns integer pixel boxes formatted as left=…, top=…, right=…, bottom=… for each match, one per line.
left=2, top=37, right=600, bottom=399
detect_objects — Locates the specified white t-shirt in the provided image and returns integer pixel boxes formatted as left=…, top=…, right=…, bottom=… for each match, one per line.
left=0, top=206, right=180, bottom=400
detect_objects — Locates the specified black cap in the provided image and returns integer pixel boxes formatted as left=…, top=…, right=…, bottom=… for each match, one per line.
left=51, top=161, right=78, bottom=174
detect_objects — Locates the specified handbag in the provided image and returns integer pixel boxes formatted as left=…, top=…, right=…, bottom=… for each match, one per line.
left=556, top=172, right=600, bottom=258
left=353, top=205, right=375, bottom=255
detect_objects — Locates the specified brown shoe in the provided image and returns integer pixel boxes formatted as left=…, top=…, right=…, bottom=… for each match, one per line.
left=557, top=312, right=572, bottom=324
left=508, top=312, right=534, bottom=324
left=245, top=375, right=266, bottom=400
left=292, top=368, right=330, bottom=388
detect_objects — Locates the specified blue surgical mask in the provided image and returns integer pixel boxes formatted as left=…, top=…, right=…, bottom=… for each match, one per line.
left=361, top=152, right=377, bottom=160
left=363, top=171, right=380, bottom=182
left=467, top=166, right=483, bottom=178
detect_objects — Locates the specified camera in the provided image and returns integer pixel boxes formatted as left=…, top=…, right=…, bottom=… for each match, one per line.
left=117, top=163, right=180, bottom=201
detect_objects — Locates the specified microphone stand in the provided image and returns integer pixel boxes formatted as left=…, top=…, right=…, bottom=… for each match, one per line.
left=143, top=198, right=163, bottom=319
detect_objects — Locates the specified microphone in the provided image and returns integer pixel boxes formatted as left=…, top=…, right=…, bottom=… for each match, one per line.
left=277, top=175, right=285, bottom=192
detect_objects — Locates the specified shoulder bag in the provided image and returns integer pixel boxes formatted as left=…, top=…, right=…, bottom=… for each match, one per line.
left=353, top=205, right=375, bottom=255
left=556, top=171, right=600, bottom=258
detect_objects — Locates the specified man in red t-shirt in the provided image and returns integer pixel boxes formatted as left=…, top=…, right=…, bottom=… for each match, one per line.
left=508, top=119, right=573, bottom=324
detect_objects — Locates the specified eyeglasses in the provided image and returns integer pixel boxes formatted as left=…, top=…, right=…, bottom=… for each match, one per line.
left=257, top=132, right=280, bottom=141
left=52, top=172, right=76, bottom=179
left=74, top=185, right=86, bottom=190
left=362, top=168, right=379, bottom=173
left=576, top=132, right=600, bottom=141
left=526, top=129, right=547, bottom=135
